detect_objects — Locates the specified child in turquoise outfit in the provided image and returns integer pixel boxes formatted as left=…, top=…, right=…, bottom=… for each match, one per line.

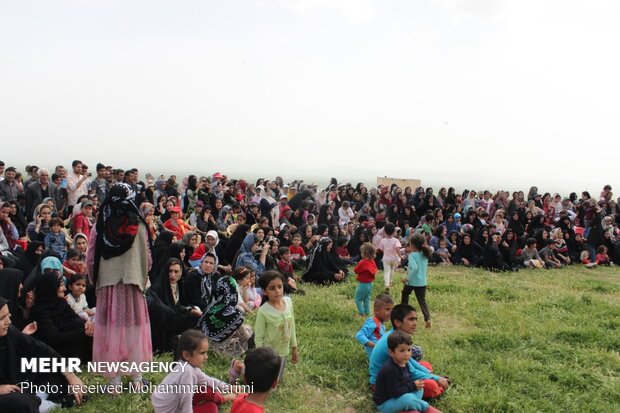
left=401, top=233, right=433, bottom=329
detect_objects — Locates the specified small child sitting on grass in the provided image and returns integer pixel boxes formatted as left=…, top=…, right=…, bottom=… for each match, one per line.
left=231, top=347, right=282, bottom=413
left=374, top=330, right=442, bottom=413
left=355, top=294, right=394, bottom=358
left=369, top=304, right=450, bottom=408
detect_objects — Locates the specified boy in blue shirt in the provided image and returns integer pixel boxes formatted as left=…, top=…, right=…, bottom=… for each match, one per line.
left=369, top=304, right=450, bottom=405
left=355, top=294, right=393, bottom=358
left=374, top=330, right=442, bottom=413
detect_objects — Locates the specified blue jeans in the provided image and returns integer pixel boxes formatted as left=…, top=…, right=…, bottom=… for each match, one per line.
left=377, top=390, right=428, bottom=413
left=355, top=282, right=372, bottom=315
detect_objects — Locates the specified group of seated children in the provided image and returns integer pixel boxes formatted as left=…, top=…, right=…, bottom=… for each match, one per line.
left=152, top=329, right=283, bottom=413
left=357, top=298, right=449, bottom=413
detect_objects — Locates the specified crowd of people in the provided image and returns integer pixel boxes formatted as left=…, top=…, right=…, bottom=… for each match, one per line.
left=1, top=158, right=619, bottom=412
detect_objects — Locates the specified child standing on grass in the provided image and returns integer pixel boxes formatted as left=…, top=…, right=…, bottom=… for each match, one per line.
left=255, top=271, right=299, bottom=365
left=152, top=329, right=236, bottom=413
left=231, top=347, right=282, bottom=413
left=379, top=223, right=402, bottom=293
left=374, top=331, right=442, bottom=413
left=355, top=294, right=394, bottom=358
left=354, top=243, right=378, bottom=316
left=401, top=233, right=433, bottom=329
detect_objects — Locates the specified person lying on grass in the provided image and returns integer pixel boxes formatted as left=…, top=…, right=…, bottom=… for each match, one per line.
left=374, top=330, right=442, bottom=413
left=369, top=304, right=450, bottom=405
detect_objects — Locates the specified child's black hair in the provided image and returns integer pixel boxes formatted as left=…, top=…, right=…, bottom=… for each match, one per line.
left=596, top=245, right=608, bottom=253
left=257, top=270, right=287, bottom=291
left=232, top=267, right=252, bottom=282
left=172, top=329, right=208, bottom=361
left=337, top=237, right=348, bottom=247
left=383, top=222, right=396, bottom=236
left=49, top=217, right=64, bottom=228
left=278, top=246, right=290, bottom=258
left=67, top=273, right=87, bottom=286
left=374, top=293, right=394, bottom=309
left=408, top=233, right=433, bottom=261
left=244, top=347, right=281, bottom=392
left=526, top=238, right=537, bottom=247
left=390, top=303, right=416, bottom=326
left=388, top=330, right=412, bottom=351
left=66, top=248, right=81, bottom=261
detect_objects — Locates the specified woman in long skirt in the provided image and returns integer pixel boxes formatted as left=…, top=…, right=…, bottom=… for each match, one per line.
left=87, top=183, right=152, bottom=389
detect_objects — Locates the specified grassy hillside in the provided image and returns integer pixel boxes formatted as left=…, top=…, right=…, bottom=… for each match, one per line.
left=71, top=266, right=620, bottom=412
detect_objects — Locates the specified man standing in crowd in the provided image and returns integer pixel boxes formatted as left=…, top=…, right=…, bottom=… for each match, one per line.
left=25, top=168, right=57, bottom=220
left=0, top=167, right=20, bottom=202
left=66, top=160, right=90, bottom=213
left=91, top=163, right=110, bottom=201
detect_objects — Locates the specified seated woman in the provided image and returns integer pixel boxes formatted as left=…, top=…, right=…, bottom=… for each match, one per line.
left=184, top=253, right=220, bottom=311
left=0, top=268, right=36, bottom=331
left=0, top=297, right=86, bottom=413
left=302, top=237, right=346, bottom=284
left=148, top=258, right=202, bottom=353
left=195, top=262, right=253, bottom=357
left=235, top=233, right=269, bottom=276
left=499, top=229, right=522, bottom=270
left=452, top=233, right=483, bottom=267
left=25, top=204, right=53, bottom=243
left=30, top=271, right=94, bottom=363
left=14, top=241, right=44, bottom=281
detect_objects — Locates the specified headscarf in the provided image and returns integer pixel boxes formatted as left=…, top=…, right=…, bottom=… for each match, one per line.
left=196, top=253, right=220, bottom=304
left=150, top=258, right=187, bottom=308
left=41, top=256, right=63, bottom=275
left=235, top=233, right=260, bottom=272
left=30, top=270, right=68, bottom=319
left=304, top=236, right=332, bottom=275
left=0, top=269, right=23, bottom=316
left=17, top=241, right=44, bottom=276
left=93, top=183, right=147, bottom=284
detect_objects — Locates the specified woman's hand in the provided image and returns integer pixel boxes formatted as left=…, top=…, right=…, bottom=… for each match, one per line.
left=414, top=380, right=425, bottom=390
left=84, top=321, right=95, bottom=337
left=0, top=384, right=20, bottom=394
left=190, top=308, right=203, bottom=317
left=22, top=321, right=37, bottom=335
left=25, top=291, right=36, bottom=309
left=65, top=373, right=85, bottom=404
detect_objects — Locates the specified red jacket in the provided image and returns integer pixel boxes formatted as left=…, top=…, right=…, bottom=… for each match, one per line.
left=72, top=213, right=91, bottom=239
left=354, top=258, right=377, bottom=283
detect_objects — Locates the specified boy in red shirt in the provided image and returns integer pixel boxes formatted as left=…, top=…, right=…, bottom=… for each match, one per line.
left=277, top=247, right=304, bottom=295
left=231, top=347, right=281, bottom=413
left=288, top=234, right=306, bottom=270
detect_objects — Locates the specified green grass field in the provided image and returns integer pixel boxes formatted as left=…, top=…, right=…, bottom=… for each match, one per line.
left=72, top=266, right=619, bottom=412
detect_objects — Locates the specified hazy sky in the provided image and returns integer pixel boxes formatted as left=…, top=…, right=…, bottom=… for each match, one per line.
left=1, top=0, right=618, bottom=194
